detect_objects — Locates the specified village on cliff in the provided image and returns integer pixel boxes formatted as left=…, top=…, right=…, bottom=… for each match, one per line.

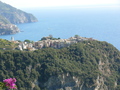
left=10, top=35, right=95, bottom=51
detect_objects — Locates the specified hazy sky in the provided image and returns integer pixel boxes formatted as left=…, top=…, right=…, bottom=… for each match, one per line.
left=1, top=0, right=120, bottom=8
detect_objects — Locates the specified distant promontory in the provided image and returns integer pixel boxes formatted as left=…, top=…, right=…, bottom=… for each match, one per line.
left=0, top=1, right=38, bottom=35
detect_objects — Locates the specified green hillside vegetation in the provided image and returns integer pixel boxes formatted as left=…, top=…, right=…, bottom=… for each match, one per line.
left=0, top=39, right=17, bottom=50
left=0, top=40, right=120, bottom=90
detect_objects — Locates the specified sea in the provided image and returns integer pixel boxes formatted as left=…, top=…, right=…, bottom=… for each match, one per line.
left=0, top=6, right=120, bottom=50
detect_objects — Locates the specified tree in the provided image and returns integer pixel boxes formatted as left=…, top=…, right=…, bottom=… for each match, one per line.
left=74, top=35, right=80, bottom=39
left=24, top=39, right=31, bottom=43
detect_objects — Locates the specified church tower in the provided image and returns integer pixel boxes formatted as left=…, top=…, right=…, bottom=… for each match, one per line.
left=11, top=37, right=14, bottom=41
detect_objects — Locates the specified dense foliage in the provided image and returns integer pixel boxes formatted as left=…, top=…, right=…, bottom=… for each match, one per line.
left=40, top=35, right=60, bottom=41
left=0, top=40, right=120, bottom=90
left=0, top=39, right=17, bottom=50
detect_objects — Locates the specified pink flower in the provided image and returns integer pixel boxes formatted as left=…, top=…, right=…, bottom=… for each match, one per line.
left=3, top=78, right=17, bottom=89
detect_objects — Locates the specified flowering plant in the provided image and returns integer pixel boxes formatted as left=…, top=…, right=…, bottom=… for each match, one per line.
left=0, top=78, right=17, bottom=90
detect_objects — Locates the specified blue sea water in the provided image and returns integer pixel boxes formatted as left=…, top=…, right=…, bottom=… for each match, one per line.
left=0, top=6, right=120, bottom=50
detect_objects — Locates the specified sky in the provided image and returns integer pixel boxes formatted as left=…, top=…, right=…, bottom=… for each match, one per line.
left=1, top=0, right=120, bottom=8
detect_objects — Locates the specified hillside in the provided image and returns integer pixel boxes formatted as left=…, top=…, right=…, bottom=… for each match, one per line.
left=0, top=22, right=20, bottom=35
left=0, top=15, right=10, bottom=24
left=0, top=40, right=120, bottom=90
left=0, top=1, right=38, bottom=35
left=0, top=14, right=20, bottom=35
left=0, top=1, right=38, bottom=24
left=0, top=39, right=17, bottom=50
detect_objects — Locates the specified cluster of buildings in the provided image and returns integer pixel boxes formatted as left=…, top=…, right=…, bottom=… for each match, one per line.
left=11, top=36, right=94, bottom=51
left=0, top=22, right=17, bottom=30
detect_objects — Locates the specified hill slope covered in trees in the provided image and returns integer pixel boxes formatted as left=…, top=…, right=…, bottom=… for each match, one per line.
left=0, top=1, right=38, bottom=35
left=0, top=40, right=120, bottom=90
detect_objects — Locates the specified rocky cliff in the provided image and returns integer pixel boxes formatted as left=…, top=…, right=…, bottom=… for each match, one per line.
left=1, top=11, right=38, bottom=24
left=42, top=73, right=107, bottom=90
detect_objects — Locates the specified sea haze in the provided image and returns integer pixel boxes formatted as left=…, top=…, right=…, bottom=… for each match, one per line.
left=0, top=6, right=120, bottom=50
